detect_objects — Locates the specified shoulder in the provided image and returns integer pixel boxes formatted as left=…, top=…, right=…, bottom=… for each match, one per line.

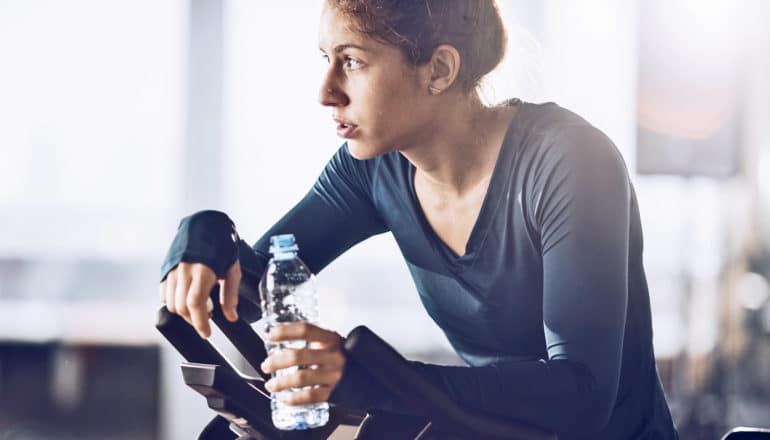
left=513, top=102, right=631, bottom=228
left=515, top=101, right=627, bottom=178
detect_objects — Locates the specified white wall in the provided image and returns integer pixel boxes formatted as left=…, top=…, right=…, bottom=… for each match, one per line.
left=0, top=0, right=188, bottom=260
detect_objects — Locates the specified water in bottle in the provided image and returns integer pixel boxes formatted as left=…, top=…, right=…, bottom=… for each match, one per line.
left=258, top=234, right=329, bottom=430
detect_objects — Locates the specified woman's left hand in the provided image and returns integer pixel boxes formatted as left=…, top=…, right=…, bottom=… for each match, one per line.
left=260, top=322, right=346, bottom=405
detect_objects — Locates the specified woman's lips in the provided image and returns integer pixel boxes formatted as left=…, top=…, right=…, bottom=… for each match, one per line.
left=335, top=122, right=358, bottom=138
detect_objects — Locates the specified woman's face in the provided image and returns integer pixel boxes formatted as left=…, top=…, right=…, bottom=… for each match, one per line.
left=317, top=4, right=432, bottom=160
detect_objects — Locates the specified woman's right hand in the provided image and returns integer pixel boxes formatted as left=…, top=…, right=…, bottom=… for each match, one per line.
left=158, top=260, right=241, bottom=338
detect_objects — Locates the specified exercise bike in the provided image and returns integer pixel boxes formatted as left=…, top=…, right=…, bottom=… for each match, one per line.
left=155, top=287, right=556, bottom=440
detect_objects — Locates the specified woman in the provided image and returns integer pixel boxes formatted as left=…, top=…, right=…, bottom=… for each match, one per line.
left=159, top=1, right=679, bottom=438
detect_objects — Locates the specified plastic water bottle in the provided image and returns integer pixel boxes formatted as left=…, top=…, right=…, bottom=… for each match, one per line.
left=258, top=234, right=329, bottom=430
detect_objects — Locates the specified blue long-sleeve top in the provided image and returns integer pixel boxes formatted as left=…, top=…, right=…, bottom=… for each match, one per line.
left=223, top=100, right=677, bottom=439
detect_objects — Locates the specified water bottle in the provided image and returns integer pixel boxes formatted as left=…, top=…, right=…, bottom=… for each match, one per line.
left=258, top=234, right=329, bottom=430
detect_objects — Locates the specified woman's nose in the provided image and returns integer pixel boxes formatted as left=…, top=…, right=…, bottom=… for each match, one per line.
left=318, top=68, right=348, bottom=107
left=318, top=86, right=335, bottom=107
left=318, top=85, right=347, bottom=107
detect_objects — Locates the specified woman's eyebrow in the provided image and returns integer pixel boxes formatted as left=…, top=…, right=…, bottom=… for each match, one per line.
left=319, top=43, right=369, bottom=54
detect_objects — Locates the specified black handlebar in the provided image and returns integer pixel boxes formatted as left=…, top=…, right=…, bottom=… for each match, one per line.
left=156, top=306, right=231, bottom=368
left=209, top=287, right=271, bottom=381
left=344, top=326, right=557, bottom=440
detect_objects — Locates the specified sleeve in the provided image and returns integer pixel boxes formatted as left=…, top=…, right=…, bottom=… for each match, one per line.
left=248, top=143, right=389, bottom=275
left=160, top=210, right=240, bottom=282
left=332, top=125, right=631, bottom=436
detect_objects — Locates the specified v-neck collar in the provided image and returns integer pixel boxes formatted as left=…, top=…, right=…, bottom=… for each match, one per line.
left=406, top=98, right=524, bottom=268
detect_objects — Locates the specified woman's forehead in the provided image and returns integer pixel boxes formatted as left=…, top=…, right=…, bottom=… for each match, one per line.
left=318, top=5, right=368, bottom=51
left=317, top=3, right=406, bottom=61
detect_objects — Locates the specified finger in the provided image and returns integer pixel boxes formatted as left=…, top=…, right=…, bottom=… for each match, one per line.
left=174, top=267, right=193, bottom=323
left=187, top=276, right=213, bottom=338
left=268, top=322, right=343, bottom=348
left=165, top=271, right=178, bottom=313
left=219, top=261, right=241, bottom=322
left=265, top=366, right=342, bottom=393
left=261, top=348, right=345, bottom=374
left=279, top=386, right=332, bottom=406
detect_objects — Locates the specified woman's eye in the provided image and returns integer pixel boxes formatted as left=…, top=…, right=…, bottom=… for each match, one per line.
left=344, top=56, right=363, bottom=70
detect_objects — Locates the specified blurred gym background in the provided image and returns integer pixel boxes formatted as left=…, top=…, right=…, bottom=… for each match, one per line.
left=1, top=1, right=769, bottom=438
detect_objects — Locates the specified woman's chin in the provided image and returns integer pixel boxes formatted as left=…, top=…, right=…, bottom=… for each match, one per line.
left=346, top=140, right=389, bottom=160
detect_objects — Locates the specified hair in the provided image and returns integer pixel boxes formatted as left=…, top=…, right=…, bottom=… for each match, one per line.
left=327, top=0, right=508, bottom=93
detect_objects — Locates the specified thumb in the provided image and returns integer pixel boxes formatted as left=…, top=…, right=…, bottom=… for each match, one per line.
left=219, top=260, right=241, bottom=322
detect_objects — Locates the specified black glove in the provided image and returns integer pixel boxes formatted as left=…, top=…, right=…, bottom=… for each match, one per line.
left=160, top=210, right=240, bottom=282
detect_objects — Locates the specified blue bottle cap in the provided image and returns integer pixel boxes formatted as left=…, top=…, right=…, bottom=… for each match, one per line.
left=270, top=234, right=298, bottom=254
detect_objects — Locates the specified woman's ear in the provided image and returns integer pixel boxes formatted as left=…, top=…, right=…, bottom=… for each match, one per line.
left=426, top=44, right=461, bottom=95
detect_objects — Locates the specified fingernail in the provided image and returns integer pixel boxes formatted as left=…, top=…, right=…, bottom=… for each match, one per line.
left=260, top=360, right=268, bottom=372
left=265, top=379, right=274, bottom=391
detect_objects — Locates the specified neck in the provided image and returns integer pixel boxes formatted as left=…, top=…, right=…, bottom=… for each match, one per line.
left=399, top=93, right=517, bottom=197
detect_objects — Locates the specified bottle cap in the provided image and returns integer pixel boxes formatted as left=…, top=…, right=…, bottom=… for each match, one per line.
left=269, top=234, right=298, bottom=254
